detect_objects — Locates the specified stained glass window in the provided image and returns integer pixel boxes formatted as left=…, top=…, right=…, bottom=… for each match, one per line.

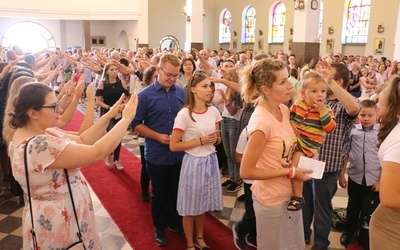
left=243, top=6, right=256, bottom=43
left=271, top=2, right=286, bottom=43
left=344, top=0, right=371, bottom=43
left=318, top=1, right=324, bottom=43
left=219, top=9, right=232, bottom=43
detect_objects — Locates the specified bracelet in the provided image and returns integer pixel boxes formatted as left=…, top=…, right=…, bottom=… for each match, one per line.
left=225, top=102, right=231, bottom=108
left=199, top=137, right=204, bottom=146
left=287, top=166, right=296, bottom=179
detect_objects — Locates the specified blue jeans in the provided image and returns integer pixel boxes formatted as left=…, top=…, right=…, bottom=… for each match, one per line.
left=302, top=171, right=341, bottom=247
left=221, top=117, right=240, bottom=180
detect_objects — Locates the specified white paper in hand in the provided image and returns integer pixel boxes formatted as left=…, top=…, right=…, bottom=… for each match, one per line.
left=297, top=156, right=325, bottom=179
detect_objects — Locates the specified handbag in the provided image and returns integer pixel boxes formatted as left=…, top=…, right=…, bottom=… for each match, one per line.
left=24, top=137, right=86, bottom=250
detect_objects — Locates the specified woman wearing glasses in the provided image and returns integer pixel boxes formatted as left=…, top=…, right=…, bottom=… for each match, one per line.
left=240, top=59, right=312, bottom=250
left=170, top=71, right=222, bottom=250
left=96, top=62, right=130, bottom=170
left=7, top=82, right=138, bottom=250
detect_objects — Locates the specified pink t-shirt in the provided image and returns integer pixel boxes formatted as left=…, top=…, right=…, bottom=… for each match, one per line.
left=248, top=104, right=297, bottom=207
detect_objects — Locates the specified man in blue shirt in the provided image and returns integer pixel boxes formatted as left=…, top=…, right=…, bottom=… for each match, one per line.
left=131, top=54, right=185, bottom=246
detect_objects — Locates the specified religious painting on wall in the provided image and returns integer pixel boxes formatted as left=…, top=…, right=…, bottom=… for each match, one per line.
left=326, top=38, right=334, bottom=53
left=374, top=38, right=384, bottom=55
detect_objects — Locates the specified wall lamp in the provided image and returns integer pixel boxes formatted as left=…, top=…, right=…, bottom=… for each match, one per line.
left=233, top=31, right=237, bottom=37
left=294, top=0, right=305, bottom=10
left=259, top=29, right=263, bottom=36
left=183, top=12, right=191, bottom=22
left=328, top=26, right=334, bottom=35
left=377, top=25, right=385, bottom=33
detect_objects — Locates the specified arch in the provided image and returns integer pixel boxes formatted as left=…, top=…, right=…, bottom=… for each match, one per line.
left=219, top=9, right=232, bottom=44
left=241, top=5, right=256, bottom=43
left=1, top=21, right=56, bottom=53
left=269, top=2, right=286, bottom=43
left=159, top=35, right=180, bottom=51
left=342, top=0, right=371, bottom=43
left=118, top=30, right=129, bottom=50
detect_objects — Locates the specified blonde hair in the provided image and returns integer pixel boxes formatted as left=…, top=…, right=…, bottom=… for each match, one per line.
left=298, top=70, right=327, bottom=90
left=240, top=58, right=286, bottom=103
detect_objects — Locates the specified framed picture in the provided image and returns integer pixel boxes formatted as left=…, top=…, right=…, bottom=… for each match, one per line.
left=374, top=38, right=384, bottom=55
left=326, top=38, right=334, bottom=53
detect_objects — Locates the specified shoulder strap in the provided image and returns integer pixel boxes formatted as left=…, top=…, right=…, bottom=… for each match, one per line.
left=24, top=136, right=38, bottom=250
left=64, top=169, right=84, bottom=244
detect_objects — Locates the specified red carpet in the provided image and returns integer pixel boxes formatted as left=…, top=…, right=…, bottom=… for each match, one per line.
left=64, top=110, right=236, bottom=250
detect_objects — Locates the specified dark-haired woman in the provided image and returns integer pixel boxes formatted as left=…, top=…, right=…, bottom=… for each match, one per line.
left=8, top=82, right=138, bottom=250
left=370, top=76, right=400, bottom=249
left=177, top=57, right=196, bottom=88
left=96, top=62, right=130, bottom=170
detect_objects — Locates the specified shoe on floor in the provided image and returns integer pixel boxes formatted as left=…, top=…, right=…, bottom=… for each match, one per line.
left=340, top=232, right=355, bottom=246
left=237, top=194, right=246, bottom=202
left=226, top=181, right=243, bottom=193
left=221, top=167, right=229, bottom=176
left=232, top=222, right=246, bottom=250
left=169, top=225, right=185, bottom=237
left=104, top=155, right=112, bottom=167
left=114, top=160, right=124, bottom=171
left=222, top=179, right=234, bottom=189
left=245, top=234, right=257, bottom=248
left=154, top=228, right=168, bottom=246
left=311, top=244, right=328, bottom=250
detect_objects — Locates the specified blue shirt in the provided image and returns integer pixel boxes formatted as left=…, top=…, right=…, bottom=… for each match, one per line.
left=131, top=80, right=185, bottom=165
left=348, top=123, right=381, bottom=186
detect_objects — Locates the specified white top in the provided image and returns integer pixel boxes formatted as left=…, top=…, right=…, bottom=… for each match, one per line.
left=173, top=106, right=222, bottom=157
left=378, top=122, right=400, bottom=166
left=236, top=127, right=254, bottom=184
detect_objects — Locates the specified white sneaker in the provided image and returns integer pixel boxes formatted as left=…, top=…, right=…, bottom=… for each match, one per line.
left=114, top=161, right=124, bottom=171
left=104, top=155, right=112, bottom=167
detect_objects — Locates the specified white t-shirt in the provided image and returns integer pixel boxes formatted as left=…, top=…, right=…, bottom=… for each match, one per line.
left=378, top=122, right=400, bottom=165
left=236, top=127, right=254, bottom=184
left=173, top=106, right=222, bottom=157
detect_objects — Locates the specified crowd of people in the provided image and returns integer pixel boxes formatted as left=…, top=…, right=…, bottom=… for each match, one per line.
left=0, top=43, right=399, bottom=250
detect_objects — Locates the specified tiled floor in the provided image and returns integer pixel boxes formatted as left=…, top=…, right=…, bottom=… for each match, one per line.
left=0, top=103, right=348, bottom=249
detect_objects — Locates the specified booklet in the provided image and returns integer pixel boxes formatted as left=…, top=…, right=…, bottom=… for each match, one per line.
left=297, top=156, right=326, bottom=179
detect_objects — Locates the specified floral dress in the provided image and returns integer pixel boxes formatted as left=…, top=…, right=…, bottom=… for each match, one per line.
left=9, top=128, right=101, bottom=250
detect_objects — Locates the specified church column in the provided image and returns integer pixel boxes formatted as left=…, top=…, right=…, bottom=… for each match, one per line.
left=82, top=20, right=91, bottom=52
left=291, top=0, right=321, bottom=66
left=184, top=0, right=204, bottom=53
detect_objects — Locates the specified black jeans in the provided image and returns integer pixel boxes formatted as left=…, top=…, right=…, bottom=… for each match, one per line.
left=345, top=177, right=374, bottom=236
left=139, top=145, right=150, bottom=194
left=236, top=183, right=256, bottom=238
left=147, top=161, right=182, bottom=229
left=106, top=118, right=121, bottom=161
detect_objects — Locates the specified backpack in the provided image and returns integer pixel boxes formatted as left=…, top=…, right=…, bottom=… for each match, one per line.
left=331, top=207, right=347, bottom=231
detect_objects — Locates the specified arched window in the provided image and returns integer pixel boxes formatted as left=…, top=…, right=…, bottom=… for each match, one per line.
left=242, top=6, right=256, bottom=43
left=271, top=2, right=286, bottom=43
left=219, top=9, right=232, bottom=44
left=1, top=21, right=56, bottom=53
left=344, top=0, right=371, bottom=43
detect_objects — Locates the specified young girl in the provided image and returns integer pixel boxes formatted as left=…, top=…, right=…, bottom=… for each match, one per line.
left=289, top=70, right=336, bottom=211
left=170, top=71, right=223, bottom=250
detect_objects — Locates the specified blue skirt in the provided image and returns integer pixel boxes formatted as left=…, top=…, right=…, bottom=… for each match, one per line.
left=177, top=152, right=223, bottom=216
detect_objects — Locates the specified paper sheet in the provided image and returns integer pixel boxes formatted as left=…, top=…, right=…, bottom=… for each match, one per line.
left=297, top=156, right=326, bottom=179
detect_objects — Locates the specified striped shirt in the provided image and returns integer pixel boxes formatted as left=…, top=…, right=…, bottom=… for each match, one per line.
left=290, top=99, right=336, bottom=157
left=319, top=97, right=360, bottom=172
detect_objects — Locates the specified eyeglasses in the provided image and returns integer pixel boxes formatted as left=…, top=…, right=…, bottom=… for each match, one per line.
left=37, top=101, right=61, bottom=113
left=160, top=68, right=179, bottom=79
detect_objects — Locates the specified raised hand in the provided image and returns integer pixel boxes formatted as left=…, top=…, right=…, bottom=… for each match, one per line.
left=121, top=94, right=139, bottom=121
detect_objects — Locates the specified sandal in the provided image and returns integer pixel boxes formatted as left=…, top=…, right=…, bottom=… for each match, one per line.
left=287, top=196, right=305, bottom=211
left=195, top=237, right=210, bottom=250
